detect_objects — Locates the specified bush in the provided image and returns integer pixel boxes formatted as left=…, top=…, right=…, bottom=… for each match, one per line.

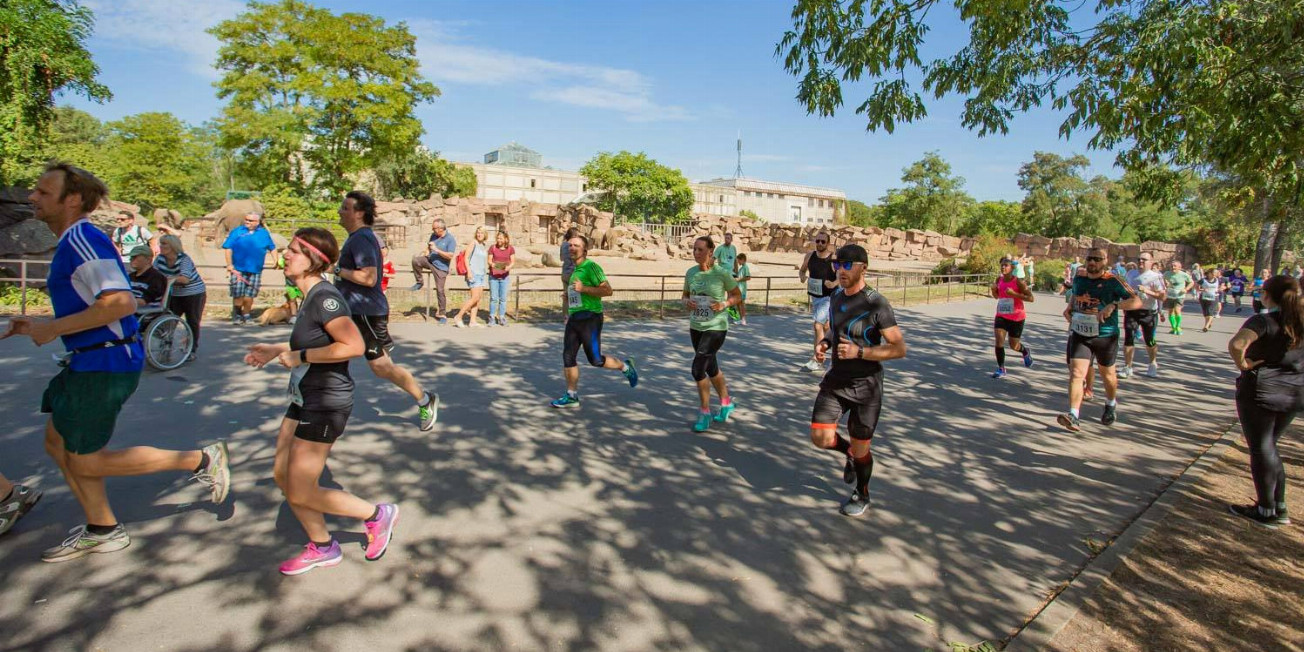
left=958, top=234, right=1009, bottom=275
left=1032, top=258, right=1072, bottom=292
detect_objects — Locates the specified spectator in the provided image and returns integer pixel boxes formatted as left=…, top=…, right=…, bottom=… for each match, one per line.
left=452, top=227, right=489, bottom=328
left=274, top=247, right=303, bottom=321
left=127, top=245, right=166, bottom=307
left=380, top=244, right=396, bottom=293
left=487, top=230, right=516, bottom=326
left=560, top=227, right=578, bottom=319
left=111, top=210, right=155, bottom=264
left=409, top=219, right=457, bottom=324
left=714, top=232, right=739, bottom=273
left=734, top=253, right=752, bottom=325
left=153, top=234, right=207, bottom=360
left=222, top=212, right=276, bottom=325
left=1112, top=255, right=1127, bottom=277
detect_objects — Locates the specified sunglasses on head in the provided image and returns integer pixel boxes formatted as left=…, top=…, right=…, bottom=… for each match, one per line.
left=831, top=261, right=859, bottom=271
left=1086, top=256, right=1104, bottom=262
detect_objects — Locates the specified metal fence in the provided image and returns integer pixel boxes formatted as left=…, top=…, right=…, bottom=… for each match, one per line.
left=0, top=257, right=993, bottom=320
left=622, top=222, right=695, bottom=243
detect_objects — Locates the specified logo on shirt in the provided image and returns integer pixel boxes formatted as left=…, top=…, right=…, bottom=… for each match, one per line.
left=323, top=298, right=340, bottom=312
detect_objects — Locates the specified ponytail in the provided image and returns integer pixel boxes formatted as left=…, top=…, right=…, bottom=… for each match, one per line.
left=1265, top=275, right=1304, bottom=348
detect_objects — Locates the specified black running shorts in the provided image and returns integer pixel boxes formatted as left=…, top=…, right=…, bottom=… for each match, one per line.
left=1067, top=332, right=1120, bottom=367
left=563, top=312, right=605, bottom=368
left=285, top=404, right=351, bottom=444
left=352, top=315, right=393, bottom=361
left=1123, top=309, right=1157, bottom=348
left=811, top=376, right=883, bottom=440
left=993, top=316, right=1025, bottom=339
left=1200, top=298, right=1216, bottom=317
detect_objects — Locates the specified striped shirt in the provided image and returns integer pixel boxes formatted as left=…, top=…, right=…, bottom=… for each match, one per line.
left=152, top=253, right=207, bottom=297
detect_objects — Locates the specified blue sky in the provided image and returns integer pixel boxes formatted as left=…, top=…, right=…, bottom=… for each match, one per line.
left=70, top=0, right=1117, bottom=203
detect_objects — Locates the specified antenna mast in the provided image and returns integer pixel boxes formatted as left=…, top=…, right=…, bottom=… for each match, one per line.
left=734, top=131, right=743, bottom=179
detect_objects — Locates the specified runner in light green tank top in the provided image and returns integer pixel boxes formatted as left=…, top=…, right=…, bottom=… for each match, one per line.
left=682, top=236, right=743, bottom=432
left=684, top=264, right=737, bottom=331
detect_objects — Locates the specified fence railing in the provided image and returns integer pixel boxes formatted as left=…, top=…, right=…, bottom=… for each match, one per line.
left=622, top=222, right=695, bottom=242
left=0, top=257, right=994, bottom=320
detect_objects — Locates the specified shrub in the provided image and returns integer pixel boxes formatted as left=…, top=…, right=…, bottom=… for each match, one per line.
left=958, top=234, right=1009, bottom=275
left=1032, top=258, right=1071, bottom=292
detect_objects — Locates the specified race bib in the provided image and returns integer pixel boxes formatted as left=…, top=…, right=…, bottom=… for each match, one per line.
left=691, top=295, right=715, bottom=320
left=1070, top=312, right=1100, bottom=337
left=288, top=364, right=309, bottom=406
left=567, top=287, right=582, bottom=308
left=996, top=298, right=1015, bottom=314
left=807, top=278, right=824, bottom=295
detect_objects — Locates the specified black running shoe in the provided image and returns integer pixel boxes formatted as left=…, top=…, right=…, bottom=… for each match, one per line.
left=1228, top=503, right=1280, bottom=529
left=1057, top=413, right=1081, bottom=432
left=1101, top=403, right=1117, bottom=426
left=839, top=491, right=869, bottom=517
left=842, top=457, right=855, bottom=484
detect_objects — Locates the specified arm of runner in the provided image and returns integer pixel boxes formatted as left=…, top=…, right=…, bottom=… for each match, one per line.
left=339, top=266, right=378, bottom=286
left=279, top=315, right=364, bottom=368
left=224, top=248, right=234, bottom=274
left=2, top=290, right=136, bottom=346
left=1017, top=279, right=1035, bottom=301
left=715, top=286, right=742, bottom=312
left=857, top=325, right=906, bottom=361
left=814, top=337, right=830, bottom=363
left=578, top=280, right=613, bottom=298
left=1228, top=327, right=1262, bottom=370
left=798, top=251, right=811, bottom=282
left=246, top=342, right=291, bottom=368
left=1115, top=279, right=1143, bottom=311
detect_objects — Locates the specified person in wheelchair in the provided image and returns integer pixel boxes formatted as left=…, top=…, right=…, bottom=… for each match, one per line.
left=127, top=245, right=167, bottom=309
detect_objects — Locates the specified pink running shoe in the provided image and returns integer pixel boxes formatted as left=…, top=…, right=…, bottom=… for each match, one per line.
left=278, top=541, right=343, bottom=576
left=364, top=503, right=399, bottom=561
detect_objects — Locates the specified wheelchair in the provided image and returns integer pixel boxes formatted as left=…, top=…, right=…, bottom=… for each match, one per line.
left=137, top=279, right=194, bottom=371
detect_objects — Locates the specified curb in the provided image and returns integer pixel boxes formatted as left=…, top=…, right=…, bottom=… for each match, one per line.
left=1004, top=419, right=1241, bottom=651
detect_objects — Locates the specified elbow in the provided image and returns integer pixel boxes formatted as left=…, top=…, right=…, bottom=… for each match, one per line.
left=343, top=340, right=365, bottom=360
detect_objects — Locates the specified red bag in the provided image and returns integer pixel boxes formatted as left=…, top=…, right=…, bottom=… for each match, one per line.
left=455, top=249, right=468, bottom=276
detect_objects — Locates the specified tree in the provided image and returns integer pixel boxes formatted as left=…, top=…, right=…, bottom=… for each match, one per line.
left=103, top=112, right=221, bottom=215
left=840, top=199, right=879, bottom=227
left=42, top=105, right=112, bottom=177
left=958, top=200, right=1022, bottom=238
left=1016, top=153, right=1108, bottom=238
left=373, top=147, right=476, bottom=199
left=879, top=151, right=973, bottom=233
left=209, top=0, right=439, bottom=197
left=0, top=0, right=110, bottom=185
left=579, top=151, right=694, bottom=223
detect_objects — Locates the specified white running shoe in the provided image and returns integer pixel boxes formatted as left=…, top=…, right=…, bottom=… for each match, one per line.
left=1119, top=366, right=1132, bottom=379
left=1147, top=362, right=1159, bottom=378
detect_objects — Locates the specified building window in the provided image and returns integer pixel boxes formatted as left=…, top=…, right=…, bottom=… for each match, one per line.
left=581, top=183, right=587, bottom=192
left=530, top=179, right=537, bottom=188
left=718, top=195, right=724, bottom=203
left=808, top=197, right=814, bottom=207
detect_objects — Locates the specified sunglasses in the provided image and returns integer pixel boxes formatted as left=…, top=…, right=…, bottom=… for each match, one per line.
left=815, top=240, right=828, bottom=244
left=832, top=261, right=860, bottom=271
left=1086, top=256, right=1104, bottom=262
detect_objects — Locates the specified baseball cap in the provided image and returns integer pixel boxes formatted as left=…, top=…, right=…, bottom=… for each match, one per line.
left=128, top=245, right=152, bottom=259
left=835, top=244, right=868, bottom=265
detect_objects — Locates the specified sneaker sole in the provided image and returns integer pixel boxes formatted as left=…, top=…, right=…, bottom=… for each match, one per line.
left=550, top=402, right=579, bottom=409
left=366, top=505, right=399, bottom=561
left=280, top=554, right=344, bottom=575
left=210, top=442, right=231, bottom=504
left=1057, top=414, right=1081, bottom=432
left=839, top=504, right=869, bottom=517
left=42, top=537, right=131, bottom=563
left=1228, top=504, right=1279, bottom=529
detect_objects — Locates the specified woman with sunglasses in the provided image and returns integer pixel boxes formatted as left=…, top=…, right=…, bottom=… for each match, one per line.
left=245, top=228, right=399, bottom=575
left=989, top=258, right=1035, bottom=378
left=682, top=236, right=742, bottom=432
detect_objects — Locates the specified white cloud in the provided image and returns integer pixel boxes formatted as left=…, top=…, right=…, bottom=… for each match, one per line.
left=84, top=0, right=244, bottom=78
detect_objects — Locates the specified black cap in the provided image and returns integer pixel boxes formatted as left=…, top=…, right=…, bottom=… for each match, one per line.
left=835, top=244, right=868, bottom=265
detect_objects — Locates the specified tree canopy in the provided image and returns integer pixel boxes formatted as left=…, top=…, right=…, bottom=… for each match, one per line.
left=879, top=151, right=973, bottom=233
left=0, top=0, right=109, bottom=186
left=579, top=151, right=694, bottom=224
left=373, top=147, right=477, bottom=200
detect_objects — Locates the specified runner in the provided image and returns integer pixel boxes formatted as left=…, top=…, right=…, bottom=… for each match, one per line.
left=989, top=258, right=1034, bottom=378
left=1121, top=253, right=1165, bottom=378
left=1197, top=269, right=1224, bottom=332
left=682, top=236, right=742, bottom=431
left=0, top=472, right=41, bottom=536
left=550, top=234, right=639, bottom=407
left=713, top=232, right=738, bottom=274
left=1228, top=268, right=1247, bottom=313
left=1057, top=247, right=1142, bottom=432
left=3, top=163, right=229, bottom=562
left=335, top=191, right=438, bottom=431
left=733, top=253, right=752, bottom=326
left=1163, top=260, right=1195, bottom=335
left=798, top=232, right=837, bottom=372
left=1251, top=268, right=1271, bottom=313
left=808, top=244, right=906, bottom=517
left=245, top=228, right=398, bottom=574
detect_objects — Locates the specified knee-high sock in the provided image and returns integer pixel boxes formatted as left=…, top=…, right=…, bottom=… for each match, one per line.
left=853, top=451, right=874, bottom=495
left=826, top=434, right=850, bottom=456
left=995, top=346, right=1006, bottom=368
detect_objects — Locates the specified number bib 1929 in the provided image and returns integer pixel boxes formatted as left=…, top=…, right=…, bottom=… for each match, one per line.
left=807, top=278, right=824, bottom=295
left=691, top=295, right=714, bottom=321
left=567, top=287, right=582, bottom=309
left=288, top=365, right=309, bottom=406
left=1070, top=312, right=1100, bottom=337
left=996, top=297, right=1015, bottom=314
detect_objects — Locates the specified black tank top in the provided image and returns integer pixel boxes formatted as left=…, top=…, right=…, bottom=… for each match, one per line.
left=807, top=252, right=836, bottom=297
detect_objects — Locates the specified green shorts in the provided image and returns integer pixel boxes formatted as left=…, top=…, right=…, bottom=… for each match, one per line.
left=41, top=368, right=141, bottom=455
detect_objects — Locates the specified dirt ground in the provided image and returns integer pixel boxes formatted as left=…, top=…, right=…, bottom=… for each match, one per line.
left=1049, top=428, right=1304, bottom=651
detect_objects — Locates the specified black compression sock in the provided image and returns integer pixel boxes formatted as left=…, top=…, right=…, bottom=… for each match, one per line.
left=194, top=452, right=210, bottom=474
left=831, top=435, right=851, bottom=456
left=995, top=346, right=1006, bottom=368
left=365, top=506, right=380, bottom=522
left=86, top=523, right=118, bottom=535
left=853, top=453, right=874, bottom=496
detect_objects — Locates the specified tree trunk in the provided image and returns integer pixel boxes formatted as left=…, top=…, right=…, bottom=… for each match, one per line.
left=1271, top=220, right=1290, bottom=274
left=1255, top=220, right=1278, bottom=278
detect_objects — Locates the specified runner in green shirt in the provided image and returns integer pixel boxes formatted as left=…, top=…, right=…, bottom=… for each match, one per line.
left=1162, top=261, right=1195, bottom=335
left=733, top=254, right=752, bottom=325
left=683, top=236, right=742, bottom=431
left=713, top=233, right=738, bottom=273
left=550, top=234, right=638, bottom=408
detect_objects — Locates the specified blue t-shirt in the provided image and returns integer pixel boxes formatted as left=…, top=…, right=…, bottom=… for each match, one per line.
left=221, top=226, right=275, bottom=274
left=49, top=220, right=144, bottom=373
left=427, top=232, right=457, bottom=272
left=336, top=227, right=388, bottom=316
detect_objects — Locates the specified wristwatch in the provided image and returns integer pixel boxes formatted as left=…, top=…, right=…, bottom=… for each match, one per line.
left=299, top=349, right=308, bottom=364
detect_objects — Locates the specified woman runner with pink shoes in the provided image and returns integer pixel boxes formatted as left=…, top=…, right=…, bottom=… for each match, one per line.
left=245, top=228, right=399, bottom=575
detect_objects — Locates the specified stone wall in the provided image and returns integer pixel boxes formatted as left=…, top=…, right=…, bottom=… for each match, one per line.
left=680, top=214, right=970, bottom=261
left=1011, top=233, right=1198, bottom=265
left=0, top=186, right=147, bottom=279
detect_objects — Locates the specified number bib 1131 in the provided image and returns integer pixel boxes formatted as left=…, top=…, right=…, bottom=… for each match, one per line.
left=1070, top=312, right=1100, bottom=337
left=691, top=295, right=714, bottom=321
left=996, top=297, right=1015, bottom=314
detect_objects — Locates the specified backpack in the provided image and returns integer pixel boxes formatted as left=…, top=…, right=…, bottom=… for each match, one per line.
left=455, top=249, right=468, bottom=276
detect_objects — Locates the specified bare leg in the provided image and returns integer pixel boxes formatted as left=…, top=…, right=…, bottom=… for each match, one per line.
left=0, top=472, right=12, bottom=498
left=285, top=439, right=375, bottom=543
left=367, top=355, right=425, bottom=403
left=564, top=366, right=580, bottom=393
left=1068, top=359, right=1089, bottom=412
left=695, top=379, right=712, bottom=412
left=708, top=371, right=730, bottom=404
left=45, top=421, right=108, bottom=524
left=1100, top=365, right=1120, bottom=401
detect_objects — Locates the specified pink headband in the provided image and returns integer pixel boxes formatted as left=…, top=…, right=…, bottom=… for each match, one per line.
left=293, top=237, right=329, bottom=265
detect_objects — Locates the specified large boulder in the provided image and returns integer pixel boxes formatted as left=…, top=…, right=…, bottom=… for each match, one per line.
left=541, top=251, right=564, bottom=268
left=0, top=218, right=56, bottom=258
left=0, top=187, right=34, bottom=228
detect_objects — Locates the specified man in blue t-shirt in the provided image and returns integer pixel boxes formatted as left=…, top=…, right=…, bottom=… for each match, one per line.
left=3, top=162, right=230, bottom=562
left=221, top=213, right=276, bottom=325
left=408, top=218, right=457, bottom=322
left=1057, top=247, right=1142, bottom=433
left=336, top=191, right=439, bottom=431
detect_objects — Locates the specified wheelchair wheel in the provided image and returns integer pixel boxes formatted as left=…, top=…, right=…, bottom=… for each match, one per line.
left=143, top=313, right=194, bottom=371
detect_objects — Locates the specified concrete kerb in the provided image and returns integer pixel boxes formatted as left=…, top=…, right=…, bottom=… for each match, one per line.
left=1004, top=418, right=1242, bottom=651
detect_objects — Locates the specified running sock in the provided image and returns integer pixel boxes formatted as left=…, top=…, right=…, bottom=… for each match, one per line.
left=1070, top=408, right=1080, bottom=418
left=365, top=506, right=380, bottom=523
left=621, top=361, right=631, bottom=373
left=827, top=434, right=851, bottom=456
left=1175, top=314, right=1183, bottom=329
left=720, top=397, right=732, bottom=407
left=420, top=392, right=433, bottom=406
left=699, top=409, right=711, bottom=416
left=312, top=539, right=334, bottom=548
left=1106, top=399, right=1117, bottom=407
left=995, top=346, right=1006, bottom=368
left=852, top=452, right=874, bottom=495
left=566, top=390, right=578, bottom=399
left=194, top=452, right=210, bottom=474
left=1258, top=504, right=1274, bottom=517
left=86, top=523, right=118, bottom=535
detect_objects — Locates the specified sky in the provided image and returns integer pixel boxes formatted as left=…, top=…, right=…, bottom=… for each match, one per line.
left=68, top=0, right=1118, bottom=203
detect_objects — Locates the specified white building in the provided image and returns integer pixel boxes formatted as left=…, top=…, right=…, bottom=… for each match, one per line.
left=693, top=177, right=844, bottom=226
left=459, top=143, right=589, bottom=204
